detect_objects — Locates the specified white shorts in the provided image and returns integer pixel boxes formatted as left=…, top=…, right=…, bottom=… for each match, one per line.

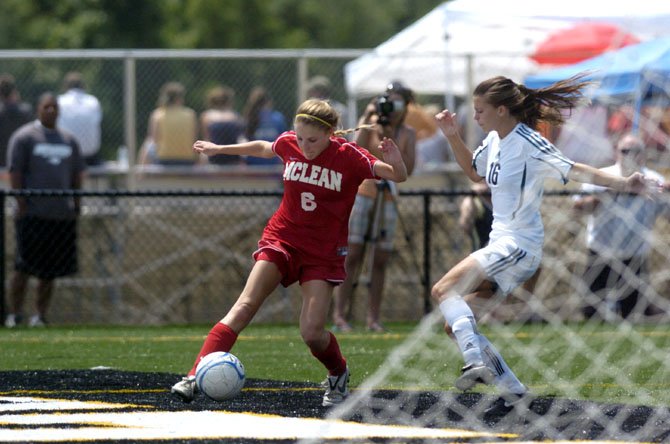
left=470, top=236, right=540, bottom=296
left=348, top=194, right=397, bottom=251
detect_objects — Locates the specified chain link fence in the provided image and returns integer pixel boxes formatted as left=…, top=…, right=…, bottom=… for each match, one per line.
left=0, top=49, right=510, bottom=171
left=2, top=189, right=670, bottom=326
left=0, top=190, right=445, bottom=325
left=0, top=49, right=368, bottom=167
left=1, top=48, right=667, bottom=171
left=2, top=50, right=670, bottom=326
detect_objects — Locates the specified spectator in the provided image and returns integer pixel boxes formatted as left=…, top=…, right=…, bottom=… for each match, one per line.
left=200, top=85, right=245, bottom=165
left=459, top=181, right=493, bottom=251
left=57, top=71, right=103, bottom=166
left=140, top=81, right=198, bottom=166
left=4, top=92, right=85, bottom=328
left=573, top=132, right=668, bottom=320
left=0, top=73, right=33, bottom=168
left=242, top=86, right=286, bottom=166
left=332, top=82, right=416, bottom=332
left=306, top=75, right=349, bottom=129
left=395, top=82, right=450, bottom=171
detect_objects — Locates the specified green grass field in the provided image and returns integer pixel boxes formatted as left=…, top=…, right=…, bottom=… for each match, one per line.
left=2, top=321, right=669, bottom=408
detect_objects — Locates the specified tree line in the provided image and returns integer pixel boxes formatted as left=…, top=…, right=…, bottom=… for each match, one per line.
left=0, top=0, right=444, bottom=50
left=0, top=0, right=445, bottom=161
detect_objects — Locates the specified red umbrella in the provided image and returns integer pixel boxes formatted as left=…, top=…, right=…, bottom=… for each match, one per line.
left=530, top=22, right=640, bottom=65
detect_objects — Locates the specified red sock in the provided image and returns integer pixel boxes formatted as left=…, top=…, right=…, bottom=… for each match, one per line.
left=188, top=323, right=238, bottom=376
left=310, top=332, right=347, bottom=376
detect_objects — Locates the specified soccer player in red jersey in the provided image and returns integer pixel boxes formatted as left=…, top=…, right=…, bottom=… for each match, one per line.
left=171, top=98, right=407, bottom=406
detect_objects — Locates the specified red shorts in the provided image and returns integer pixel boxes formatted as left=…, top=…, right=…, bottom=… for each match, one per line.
left=253, top=238, right=346, bottom=287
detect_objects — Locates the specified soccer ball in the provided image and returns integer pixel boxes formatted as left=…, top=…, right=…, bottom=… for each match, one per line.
left=195, top=351, right=246, bottom=401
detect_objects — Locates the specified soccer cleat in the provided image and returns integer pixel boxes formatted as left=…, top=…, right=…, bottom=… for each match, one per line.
left=455, top=364, right=495, bottom=391
left=171, top=375, right=197, bottom=403
left=484, top=390, right=533, bottom=415
left=322, top=367, right=350, bottom=407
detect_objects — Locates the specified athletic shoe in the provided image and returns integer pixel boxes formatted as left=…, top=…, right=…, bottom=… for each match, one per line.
left=455, top=364, right=495, bottom=391
left=4, top=314, right=16, bottom=328
left=366, top=323, right=386, bottom=333
left=484, top=391, right=533, bottom=415
left=28, top=315, right=46, bottom=328
left=333, top=322, right=353, bottom=333
left=171, top=376, right=197, bottom=403
left=322, top=367, right=350, bottom=407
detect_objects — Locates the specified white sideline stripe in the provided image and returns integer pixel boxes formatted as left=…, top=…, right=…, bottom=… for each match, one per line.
left=0, top=396, right=138, bottom=411
left=0, top=397, right=504, bottom=441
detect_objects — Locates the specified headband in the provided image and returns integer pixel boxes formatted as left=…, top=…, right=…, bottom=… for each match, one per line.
left=295, top=113, right=332, bottom=128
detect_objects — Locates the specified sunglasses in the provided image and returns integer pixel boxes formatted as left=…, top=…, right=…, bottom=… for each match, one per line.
left=619, top=148, right=643, bottom=155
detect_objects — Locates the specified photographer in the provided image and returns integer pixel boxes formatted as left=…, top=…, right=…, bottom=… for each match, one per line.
left=332, top=83, right=416, bottom=332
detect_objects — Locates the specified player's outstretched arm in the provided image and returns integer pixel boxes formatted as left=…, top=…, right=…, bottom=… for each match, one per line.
left=193, top=140, right=274, bottom=158
left=374, top=137, right=408, bottom=183
left=435, top=109, right=480, bottom=182
left=569, top=162, right=661, bottom=193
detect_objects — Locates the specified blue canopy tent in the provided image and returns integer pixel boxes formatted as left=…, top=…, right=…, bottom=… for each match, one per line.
left=525, top=37, right=670, bottom=129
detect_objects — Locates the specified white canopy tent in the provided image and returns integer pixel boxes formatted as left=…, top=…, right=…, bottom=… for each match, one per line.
left=345, top=0, right=670, bottom=101
left=345, top=7, right=553, bottom=99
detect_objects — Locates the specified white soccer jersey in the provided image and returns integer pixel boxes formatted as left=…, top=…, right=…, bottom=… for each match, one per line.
left=472, top=123, right=574, bottom=258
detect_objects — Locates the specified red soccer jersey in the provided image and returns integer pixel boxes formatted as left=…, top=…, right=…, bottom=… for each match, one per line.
left=262, top=131, right=379, bottom=259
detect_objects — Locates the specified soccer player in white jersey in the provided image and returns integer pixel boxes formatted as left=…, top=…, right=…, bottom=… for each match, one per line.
left=170, top=99, right=407, bottom=407
left=433, top=74, right=656, bottom=413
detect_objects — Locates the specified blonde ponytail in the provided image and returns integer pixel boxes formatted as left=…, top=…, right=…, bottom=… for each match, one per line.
left=295, top=98, right=377, bottom=137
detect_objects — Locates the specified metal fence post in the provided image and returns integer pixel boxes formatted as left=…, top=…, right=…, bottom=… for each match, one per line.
left=423, top=193, right=431, bottom=315
left=0, top=193, right=5, bottom=323
left=297, top=55, right=308, bottom=103
left=124, top=54, right=137, bottom=190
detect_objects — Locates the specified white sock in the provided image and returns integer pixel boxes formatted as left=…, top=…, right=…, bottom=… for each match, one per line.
left=478, top=333, right=526, bottom=394
left=439, top=297, right=483, bottom=366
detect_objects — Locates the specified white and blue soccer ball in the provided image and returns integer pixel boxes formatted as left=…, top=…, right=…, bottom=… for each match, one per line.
left=195, top=351, right=246, bottom=401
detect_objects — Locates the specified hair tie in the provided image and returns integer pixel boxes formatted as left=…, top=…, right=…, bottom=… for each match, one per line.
left=295, top=113, right=332, bottom=128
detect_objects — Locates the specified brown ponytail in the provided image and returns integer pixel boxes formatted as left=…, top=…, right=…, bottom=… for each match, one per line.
left=474, top=73, right=594, bottom=130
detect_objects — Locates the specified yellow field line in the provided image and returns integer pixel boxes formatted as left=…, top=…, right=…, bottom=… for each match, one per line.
left=0, top=332, right=408, bottom=344
left=4, top=381, right=670, bottom=397
left=1, top=328, right=668, bottom=344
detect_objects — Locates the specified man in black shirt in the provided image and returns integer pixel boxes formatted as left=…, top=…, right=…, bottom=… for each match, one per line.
left=4, top=92, right=85, bottom=328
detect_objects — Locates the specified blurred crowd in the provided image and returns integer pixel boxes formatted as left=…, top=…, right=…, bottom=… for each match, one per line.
left=3, top=70, right=669, bottom=174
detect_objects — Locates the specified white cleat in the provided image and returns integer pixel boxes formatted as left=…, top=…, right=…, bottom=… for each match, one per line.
left=171, top=375, right=197, bottom=403
left=322, top=367, right=350, bottom=407
left=484, top=390, right=534, bottom=415
left=455, top=364, right=495, bottom=391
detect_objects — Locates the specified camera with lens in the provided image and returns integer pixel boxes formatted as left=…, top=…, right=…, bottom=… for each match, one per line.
left=375, top=93, right=395, bottom=126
